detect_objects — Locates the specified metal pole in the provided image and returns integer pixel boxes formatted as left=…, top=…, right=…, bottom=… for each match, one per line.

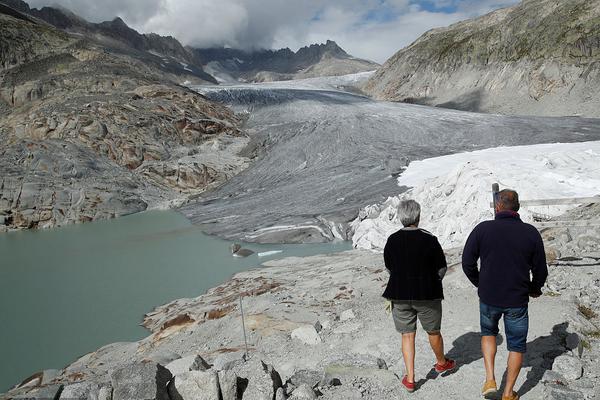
left=239, top=295, right=249, bottom=361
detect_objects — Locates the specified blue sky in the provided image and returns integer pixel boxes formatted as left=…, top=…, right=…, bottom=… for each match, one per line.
left=27, top=0, right=521, bottom=63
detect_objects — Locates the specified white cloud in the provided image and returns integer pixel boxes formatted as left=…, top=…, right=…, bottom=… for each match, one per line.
left=24, top=0, right=521, bottom=63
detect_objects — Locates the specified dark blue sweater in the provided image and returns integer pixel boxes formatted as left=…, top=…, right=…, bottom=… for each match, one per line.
left=462, top=212, right=548, bottom=308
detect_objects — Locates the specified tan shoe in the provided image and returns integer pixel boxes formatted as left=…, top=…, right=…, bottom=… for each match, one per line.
left=482, top=380, right=497, bottom=396
left=502, top=391, right=519, bottom=400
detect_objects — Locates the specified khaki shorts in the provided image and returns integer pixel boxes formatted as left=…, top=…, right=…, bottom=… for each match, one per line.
left=391, top=300, right=442, bottom=334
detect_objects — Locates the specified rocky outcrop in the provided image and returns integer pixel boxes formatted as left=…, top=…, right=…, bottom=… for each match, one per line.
left=195, top=40, right=379, bottom=83
left=0, top=9, right=248, bottom=232
left=365, top=0, right=600, bottom=117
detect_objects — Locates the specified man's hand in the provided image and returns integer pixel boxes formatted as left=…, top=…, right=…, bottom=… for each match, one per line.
left=529, top=289, right=542, bottom=298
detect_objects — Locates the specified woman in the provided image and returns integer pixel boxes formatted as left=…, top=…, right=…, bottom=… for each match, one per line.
left=383, top=199, right=455, bottom=392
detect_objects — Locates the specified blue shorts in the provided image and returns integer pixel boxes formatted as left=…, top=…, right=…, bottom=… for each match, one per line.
left=480, top=301, right=528, bottom=353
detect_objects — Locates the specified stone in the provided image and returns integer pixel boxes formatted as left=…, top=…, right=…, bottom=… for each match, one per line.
left=145, top=349, right=181, bottom=365
left=291, top=325, right=322, bottom=345
left=284, top=370, right=322, bottom=393
left=544, top=383, right=585, bottom=400
left=218, top=370, right=238, bottom=400
left=110, top=362, right=171, bottom=400
left=289, top=384, right=317, bottom=400
left=165, top=354, right=210, bottom=376
left=168, top=370, right=220, bottom=400
left=314, top=321, right=323, bottom=333
left=552, top=354, right=583, bottom=381
left=541, top=369, right=567, bottom=385
left=275, top=387, right=287, bottom=400
left=324, top=353, right=388, bottom=370
left=340, top=309, right=356, bottom=321
left=240, top=360, right=282, bottom=400
left=212, top=351, right=246, bottom=371
left=59, top=381, right=112, bottom=400
left=12, top=384, right=63, bottom=399
left=233, top=248, right=255, bottom=258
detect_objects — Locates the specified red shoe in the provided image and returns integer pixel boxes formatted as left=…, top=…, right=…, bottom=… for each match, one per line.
left=402, top=375, right=415, bottom=392
left=434, top=358, right=456, bottom=373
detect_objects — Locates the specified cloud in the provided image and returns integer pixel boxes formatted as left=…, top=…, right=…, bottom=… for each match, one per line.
left=24, top=0, right=521, bottom=63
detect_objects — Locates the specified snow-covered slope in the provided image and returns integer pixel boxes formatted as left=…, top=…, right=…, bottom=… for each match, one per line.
left=352, top=141, right=600, bottom=251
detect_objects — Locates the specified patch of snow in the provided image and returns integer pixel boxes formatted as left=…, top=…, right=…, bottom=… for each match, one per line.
left=352, top=141, right=600, bottom=251
left=257, top=250, right=283, bottom=257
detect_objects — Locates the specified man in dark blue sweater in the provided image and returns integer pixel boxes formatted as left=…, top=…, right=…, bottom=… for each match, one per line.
left=462, top=189, right=548, bottom=400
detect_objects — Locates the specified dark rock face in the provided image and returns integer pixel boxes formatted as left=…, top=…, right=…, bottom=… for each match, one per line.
left=365, top=0, right=600, bottom=117
left=195, top=40, right=379, bottom=82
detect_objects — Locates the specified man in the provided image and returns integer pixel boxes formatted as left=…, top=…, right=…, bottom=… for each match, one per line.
left=384, top=199, right=455, bottom=393
left=462, top=189, right=548, bottom=400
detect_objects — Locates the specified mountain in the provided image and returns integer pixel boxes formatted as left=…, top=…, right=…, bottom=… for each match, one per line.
left=194, top=40, right=379, bottom=83
left=364, top=0, right=600, bottom=117
left=0, top=0, right=217, bottom=84
left=0, top=3, right=248, bottom=232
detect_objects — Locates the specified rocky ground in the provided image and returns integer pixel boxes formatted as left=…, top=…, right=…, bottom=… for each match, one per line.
left=0, top=9, right=249, bottom=232
left=3, top=203, right=599, bottom=399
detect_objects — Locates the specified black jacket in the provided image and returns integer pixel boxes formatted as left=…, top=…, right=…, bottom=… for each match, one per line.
left=383, top=228, right=446, bottom=300
left=462, top=211, right=548, bottom=308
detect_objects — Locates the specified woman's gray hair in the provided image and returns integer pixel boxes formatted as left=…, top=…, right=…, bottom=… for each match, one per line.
left=397, top=199, right=421, bottom=227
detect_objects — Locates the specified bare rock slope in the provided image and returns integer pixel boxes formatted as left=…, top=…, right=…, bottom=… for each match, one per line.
left=0, top=8, right=247, bottom=231
left=365, top=0, right=600, bottom=117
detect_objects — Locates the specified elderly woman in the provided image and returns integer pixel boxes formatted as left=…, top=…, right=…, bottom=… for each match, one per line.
left=383, top=199, right=455, bottom=392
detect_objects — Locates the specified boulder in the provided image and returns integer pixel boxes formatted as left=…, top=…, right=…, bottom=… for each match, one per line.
left=275, top=387, right=287, bottom=400
left=168, top=370, right=220, bottom=400
left=289, top=384, right=317, bottom=400
left=291, top=325, right=321, bottom=345
left=284, top=370, right=322, bottom=393
left=239, top=360, right=282, bottom=400
left=59, top=381, right=112, bottom=400
left=165, top=354, right=210, bottom=376
left=12, top=384, right=63, bottom=399
left=110, top=362, right=171, bottom=400
left=552, top=354, right=583, bottom=381
left=212, top=351, right=246, bottom=371
left=218, top=370, right=238, bottom=400
left=544, top=383, right=585, bottom=400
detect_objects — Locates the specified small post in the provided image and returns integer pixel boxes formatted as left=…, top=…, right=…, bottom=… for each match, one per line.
left=492, top=183, right=500, bottom=215
left=239, top=295, right=249, bottom=361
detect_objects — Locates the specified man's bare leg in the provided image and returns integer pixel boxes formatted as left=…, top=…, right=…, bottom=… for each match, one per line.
left=402, top=332, right=417, bottom=382
left=427, top=331, right=447, bottom=365
left=502, top=351, right=523, bottom=397
left=481, top=335, right=497, bottom=382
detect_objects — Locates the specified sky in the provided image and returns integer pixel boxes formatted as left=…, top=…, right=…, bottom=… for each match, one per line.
left=26, top=0, right=520, bottom=63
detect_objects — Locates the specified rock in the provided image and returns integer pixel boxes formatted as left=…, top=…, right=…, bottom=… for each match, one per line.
left=60, top=381, right=112, bottom=400
left=340, top=309, right=356, bottom=321
left=324, top=353, right=387, bottom=370
left=12, top=384, right=63, bottom=399
left=165, top=354, right=210, bottom=376
left=544, top=383, right=585, bottom=400
left=284, top=370, right=322, bottom=393
left=230, top=243, right=242, bottom=254
left=275, top=387, right=287, bottom=400
left=233, top=248, right=255, bottom=258
left=552, top=354, right=583, bottom=381
left=313, top=321, right=323, bottom=333
left=145, top=349, right=181, bottom=365
left=218, top=370, right=238, bottom=400
left=212, top=351, right=246, bottom=371
left=541, top=369, right=567, bottom=385
left=110, top=362, right=171, bottom=400
left=239, top=360, right=282, bottom=400
left=291, top=325, right=322, bottom=345
left=289, top=384, right=317, bottom=400
left=168, top=370, right=220, bottom=400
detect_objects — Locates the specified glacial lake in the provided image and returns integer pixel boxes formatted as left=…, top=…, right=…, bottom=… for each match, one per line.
left=0, top=210, right=351, bottom=392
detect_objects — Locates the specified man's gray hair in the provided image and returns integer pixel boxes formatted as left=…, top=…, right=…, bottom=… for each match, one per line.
left=496, top=189, right=520, bottom=212
left=397, top=199, right=421, bottom=227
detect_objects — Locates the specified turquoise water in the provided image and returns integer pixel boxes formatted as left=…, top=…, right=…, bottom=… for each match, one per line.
left=0, top=210, right=351, bottom=392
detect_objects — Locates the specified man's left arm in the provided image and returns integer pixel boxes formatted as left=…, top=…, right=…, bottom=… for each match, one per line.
left=529, top=233, right=548, bottom=297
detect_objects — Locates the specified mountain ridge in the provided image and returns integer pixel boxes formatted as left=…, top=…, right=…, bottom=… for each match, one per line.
left=364, top=0, right=600, bottom=117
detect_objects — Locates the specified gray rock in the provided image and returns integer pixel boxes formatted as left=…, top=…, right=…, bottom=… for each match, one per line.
left=289, top=384, right=317, bottom=400
left=212, top=351, right=246, bottom=371
left=544, top=383, right=585, bottom=400
left=275, top=387, right=287, bottom=400
left=60, top=381, right=112, bottom=400
left=324, top=353, right=387, bottom=370
left=552, top=354, right=583, bottom=381
left=218, top=370, right=238, bottom=400
left=233, top=248, right=255, bottom=258
left=165, top=354, right=210, bottom=376
left=168, top=370, right=220, bottom=400
left=541, top=369, right=567, bottom=385
left=340, top=309, right=356, bottom=322
left=291, top=325, right=321, bottom=345
left=12, top=384, right=63, bottom=399
left=240, top=360, right=282, bottom=400
left=110, top=362, right=171, bottom=400
left=284, top=370, right=322, bottom=393
left=145, top=350, right=181, bottom=365
left=40, top=369, right=62, bottom=386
